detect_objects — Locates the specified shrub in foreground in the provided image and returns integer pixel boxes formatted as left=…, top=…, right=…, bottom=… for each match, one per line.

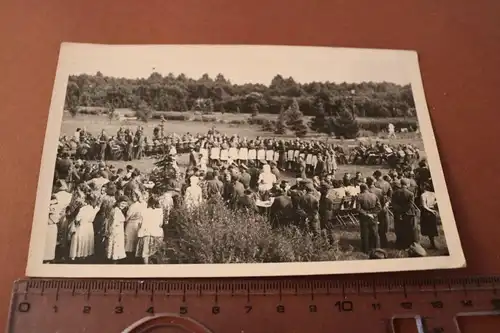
left=159, top=199, right=355, bottom=264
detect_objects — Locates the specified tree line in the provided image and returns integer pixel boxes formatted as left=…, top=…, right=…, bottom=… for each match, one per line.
left=65, top=71, right=416, bottom=119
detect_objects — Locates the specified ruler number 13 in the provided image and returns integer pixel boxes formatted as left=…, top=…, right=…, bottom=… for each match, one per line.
left=335, top=301, right=354, bottom=312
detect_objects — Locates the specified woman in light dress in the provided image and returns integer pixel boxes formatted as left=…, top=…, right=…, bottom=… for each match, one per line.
left=258, top=164, right=277, bottom=192
left=44, top=196, right=59, bottom=263
left=68, top=194, right=99, bottom=262
left=136, top=197, right=165, bottom=264
left=124, top=190, right=147, bottom=262
left=106, top=196, right=129, bottom=263
left=184, top=176, right=203, bottom=210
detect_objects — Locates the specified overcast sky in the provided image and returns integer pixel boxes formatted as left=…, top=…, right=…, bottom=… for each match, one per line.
left=59, top=44, right=418, bottom=86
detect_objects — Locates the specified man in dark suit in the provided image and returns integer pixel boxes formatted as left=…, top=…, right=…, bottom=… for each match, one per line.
left=391, top=178, right=419, bottom=249
left=357, top=183, right=382, bottom=254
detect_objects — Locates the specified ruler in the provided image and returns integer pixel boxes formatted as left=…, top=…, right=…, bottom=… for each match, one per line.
left=6, top=276, right=500, bottom=333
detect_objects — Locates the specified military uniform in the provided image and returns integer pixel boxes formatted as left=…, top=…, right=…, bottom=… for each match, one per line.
left=357, top=190, right=382, bottom=253
left=369, top=185, right=388, bottom=248
left=301, top=188, right=321, bottom=235
left=391, top=186, right=419, bottom=249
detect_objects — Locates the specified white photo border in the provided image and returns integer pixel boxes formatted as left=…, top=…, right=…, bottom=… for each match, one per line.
left=25, top=43, right=466, bottom=278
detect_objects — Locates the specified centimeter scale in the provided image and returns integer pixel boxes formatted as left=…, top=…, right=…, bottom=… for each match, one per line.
left=7, top=276, right=500, bottom=333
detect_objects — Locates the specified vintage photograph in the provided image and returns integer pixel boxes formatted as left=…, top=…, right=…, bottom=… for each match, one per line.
left=26, top=43, right=465, bottom=277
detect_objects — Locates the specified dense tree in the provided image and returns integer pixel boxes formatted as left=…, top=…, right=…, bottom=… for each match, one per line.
left=309, top=97, right=326, bottom=133
left=275, top=105, right=287, bottom=134
left=133, top=100, right=153, bottom=122
left=107, top=103, right=116, bottom=123
left=330, top=106, right=360, bottom=139
left=64, top=72, right=416, bottom=118
left=285, top=99, right=308, bottom=137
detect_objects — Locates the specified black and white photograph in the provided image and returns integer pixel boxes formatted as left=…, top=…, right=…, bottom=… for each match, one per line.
left=26, top=43, right=465, bottom=277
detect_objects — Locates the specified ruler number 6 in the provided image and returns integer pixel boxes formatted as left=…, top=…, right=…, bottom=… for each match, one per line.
left=335, top=301, right=353, bottom=312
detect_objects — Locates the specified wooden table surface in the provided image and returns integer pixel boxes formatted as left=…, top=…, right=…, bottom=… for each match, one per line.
left=0, top=0, right=499, bottom=331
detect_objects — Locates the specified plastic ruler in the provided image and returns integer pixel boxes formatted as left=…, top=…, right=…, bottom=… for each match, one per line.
left=6, top=276, right=500, bottom=332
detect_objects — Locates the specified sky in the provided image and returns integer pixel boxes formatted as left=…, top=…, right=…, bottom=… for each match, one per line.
left=58, top=43, right=418, bottom=85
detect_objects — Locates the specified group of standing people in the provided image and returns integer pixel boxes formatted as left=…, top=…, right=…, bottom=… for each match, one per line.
left=46, top=168, right=166, bottom=265
left=48, top=125, right=441, bottom=263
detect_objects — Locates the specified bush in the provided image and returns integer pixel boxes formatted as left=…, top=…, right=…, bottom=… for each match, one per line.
left=151, top=113, right=190, bottom=121
left=247, top=116, right=270, bottom=126
left=160, top=199, right=351, bottom=264
left=228, top=119, right=247, bottom=125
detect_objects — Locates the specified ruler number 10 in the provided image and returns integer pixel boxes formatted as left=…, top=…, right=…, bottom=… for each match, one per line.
left=335, top=301, right=354, bottom=312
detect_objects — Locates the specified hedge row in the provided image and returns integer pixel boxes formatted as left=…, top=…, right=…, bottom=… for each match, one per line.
left=74, top=109, right=418, bottom=134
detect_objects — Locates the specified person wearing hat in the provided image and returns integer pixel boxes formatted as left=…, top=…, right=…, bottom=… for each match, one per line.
left=391, top=178, right=419, bottom=250
left=357, top=183, right=382, bottom=254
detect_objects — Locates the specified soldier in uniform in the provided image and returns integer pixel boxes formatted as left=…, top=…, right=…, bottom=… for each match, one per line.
left=366, top=177, right=388, bottom=248
left=98, top=130, right=108, bottom=161
left=391, top=178, right=419, bottom=249
left=357, top=183, right=382, bottom=254
left=270, top=187, right=294, bottom=228
left=239, top=164, right=251, bottom=189
left=301, top=183, right=321, bottom=236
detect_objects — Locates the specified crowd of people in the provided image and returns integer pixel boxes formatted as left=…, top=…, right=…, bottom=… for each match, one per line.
left=45, top=126, right=441, bottom=265
left=58, top=125, right=420, bottom=179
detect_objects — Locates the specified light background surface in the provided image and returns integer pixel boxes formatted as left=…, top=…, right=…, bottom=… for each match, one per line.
left=0, top=0, right=499, bottom=329
left=25, top=43, right=465, bottom=278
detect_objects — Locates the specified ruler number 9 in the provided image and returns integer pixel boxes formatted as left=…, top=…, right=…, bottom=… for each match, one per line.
left=335, top=301, right=354, bottom=312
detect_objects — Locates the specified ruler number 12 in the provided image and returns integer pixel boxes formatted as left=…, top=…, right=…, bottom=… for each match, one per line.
left=335, top=301, right=354, bottom=312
